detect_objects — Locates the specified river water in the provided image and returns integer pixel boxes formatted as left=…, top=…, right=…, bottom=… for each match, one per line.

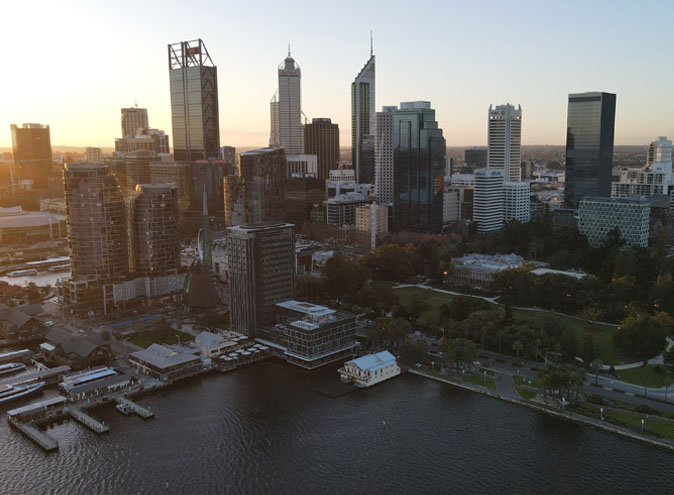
left=0, top=270, right=69, bottom=288
left=0, top=361, right=671, bottom=494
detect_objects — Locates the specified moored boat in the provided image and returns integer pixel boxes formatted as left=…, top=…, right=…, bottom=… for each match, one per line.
left=0, top=362, right=26, bottom=376
left=0, top=381, right=45, bottom=403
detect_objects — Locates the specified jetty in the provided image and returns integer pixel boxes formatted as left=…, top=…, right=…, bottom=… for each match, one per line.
left=116, top=396, right=154, bottom=418
left=8, top=418, right=58, bottom=451
left=67, top=407, right=109, bottom=433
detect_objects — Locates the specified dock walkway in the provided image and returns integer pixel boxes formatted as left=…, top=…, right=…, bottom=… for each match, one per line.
left=116, top=396, right=154, bottom=418
left=67, top=407, right=109, bottom=433
left=9, top=418, right=58, bottom=451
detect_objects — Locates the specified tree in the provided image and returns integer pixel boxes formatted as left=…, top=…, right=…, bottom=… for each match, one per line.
left=559, top=328, right=579, bottom=363
left=590, top=358, right=604, bottom=385
left=25, top=282, right=40, bottom=303
left=613, top=313, right=671, bottom=360
left=512, top=340, right=523, bottom=362
left=579, top=307, right=603, bottom=325
left=581, top=335, right=598, bottom=365
left=439, top=337, right=477, bottom=370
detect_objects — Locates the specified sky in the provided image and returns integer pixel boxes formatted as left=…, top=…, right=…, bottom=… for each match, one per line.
left=2, top=0, right=674, bottom=149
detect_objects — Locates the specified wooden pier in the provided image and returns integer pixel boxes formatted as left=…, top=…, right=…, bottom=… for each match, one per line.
left=116, top=396, right=154, bottom=418
left=67, top=407, right=109, bottom=434
left=8, top=418, right=58, bottom=452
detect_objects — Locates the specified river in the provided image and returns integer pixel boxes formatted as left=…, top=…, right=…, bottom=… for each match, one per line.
left=0, top=362, right=671, bottom=494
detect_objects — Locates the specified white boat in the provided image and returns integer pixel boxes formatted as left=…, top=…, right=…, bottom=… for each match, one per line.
left=116, top=403, right=132, bottom=415
left=0, top=363, right=26, bottom=376
left=7, top=269, right=38, bottom=277
left=0, top=381, right=45, bottom=403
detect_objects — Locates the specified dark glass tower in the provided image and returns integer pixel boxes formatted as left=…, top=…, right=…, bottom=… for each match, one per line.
left=393, top=102, right=446, bottom=234
left=563, top=92, right=616, bottom=209
left=10, top=123, right=52, bottom=191
left=303, top=118, right=339, bottom=179
left=168, top=39, right=220, bottom=161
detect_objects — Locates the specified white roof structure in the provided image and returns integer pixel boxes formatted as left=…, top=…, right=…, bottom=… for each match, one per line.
left=194, top=331, right=225, bottom=349
left=130, top=344, right=199, bottom=370
left=346, top=351, right=397, bottom=372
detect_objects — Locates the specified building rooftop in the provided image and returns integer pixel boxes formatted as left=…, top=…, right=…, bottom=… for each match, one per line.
left=452, top=253, right=524, bottom=273
left=347, top=351, right=397, bottom=372
left=130, top=343, right=199, bottom=370
left=227, top=222, right=294, bottom=232
left=194, top=331, right=225, bottom=349
left=580, top=196, right=650, bottom=205
left=240, top=147, right=283, bottom=156
left=531, top=268, right=586, bottom=280
left=276, top=300, right=335, bottom=318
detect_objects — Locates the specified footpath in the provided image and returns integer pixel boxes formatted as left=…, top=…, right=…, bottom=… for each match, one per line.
left=408, top=367, right=674, bottom=453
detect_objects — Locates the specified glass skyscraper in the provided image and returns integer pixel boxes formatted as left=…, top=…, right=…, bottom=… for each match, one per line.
left=168, top=39, right=220, bottom=161
left=351, top=53, right=375, bottom=184
left=393, top=102, right=446, bottom=234
left=563, top=92, right=616, bottom=209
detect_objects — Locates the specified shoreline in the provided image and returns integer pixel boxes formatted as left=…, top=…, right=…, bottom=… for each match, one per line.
left=408, top=368, right=674, bottom=454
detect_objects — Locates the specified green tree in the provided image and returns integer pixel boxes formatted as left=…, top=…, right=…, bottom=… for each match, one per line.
left=613, top=313, right=671, bottom=359
left=581, top=335, right=598, bottom=365
left=590, top=358, right=604, bottom=385
left=559, top=328, right=579, bottom=363
left=512, top=340, right=523, bottom=362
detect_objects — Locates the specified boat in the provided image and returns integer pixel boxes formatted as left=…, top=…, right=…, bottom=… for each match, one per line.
left=7, top=269, right=38, bottom=277
left=0, top=381, right=45, bottom=403
left=47, top=264, right=71, bottom=272
left=115, top=403, right=132, bottom=415
left=0, top=363, right=26, bottom=376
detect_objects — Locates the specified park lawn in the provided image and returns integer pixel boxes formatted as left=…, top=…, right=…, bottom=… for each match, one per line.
left=479, top=367, right=495, bottom=377
left=513, top=375, right=540, bottom=388
left=129, top=328, right=193, bottom=348
left=463, top=373, right=497, bottom=390
left=616, top=365, right=674, bottom=388
left=606, top=411, right=674, bottom=442
left=515, top=386, right=537, bottom=400
left=394, top=287, right=641, bottom=366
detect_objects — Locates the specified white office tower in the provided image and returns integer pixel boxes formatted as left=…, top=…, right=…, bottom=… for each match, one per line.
left=474, top=168, right=504, bottom=233
left=488, top=104, right=522, bottom=182
left=352, top=49, right=376, bottom=184
left=503, top=182, right=531, bottom=223
left=374, top=106, right=396, bottom=203
left=272, top=50, right=302, bottom=153
left=648, top=136, right=673, bottom=186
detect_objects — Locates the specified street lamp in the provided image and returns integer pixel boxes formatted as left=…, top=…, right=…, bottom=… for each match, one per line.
left=600, top=407, right=604, bottom=421
left=483, top=370, right=487, bottom=384
left=641, top=418, right=645, bottom=433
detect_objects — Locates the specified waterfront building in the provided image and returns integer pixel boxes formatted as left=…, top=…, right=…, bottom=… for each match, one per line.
left=0, top=206, right=66, bottom=245
left=130, top=184, right=180, bottom=275
left=578, top=196, right=650, bottom=248
left=286, top=153, right=318, bottom=178
left=303, top=119, right=339, bottom=179
left=193, top=331, right=238, bottom=359
left=473, top=168, right=504, bottom=233
left=227, top=223, right=295, bottom=337
left=42, top=328, right=112, bottom=370
left=121, top=106, right=149, bottom=138
left=393, top=102, right=446, bottom=233
left=59, top=367, right=133, bottom=401
left=270, top=50, right=302, bottom=153
left=272, top=300, right=359, bottom=370
left=10, top=123, right=52, bottom=191
left=488, top=104, right=522, bottom=182
left=224, top=147, right=287, bottom=227
left=85, top=147, right=102, bottom=164
left=130, top=343, right=201, bottom=381
left=563, top=92, right=616, bottom=209
left=0, top=304, right=43, bottom=342
left=338, top=350, right=400, bottom=388
left=450, top=253, right=524, bottom=289
left=352, top=50, right=375, bottom=184
left=168, top=39, right=220, bottom=161
left=374, top=106, right=396, bottom=203
left=503, top=181, right=531, bottom=223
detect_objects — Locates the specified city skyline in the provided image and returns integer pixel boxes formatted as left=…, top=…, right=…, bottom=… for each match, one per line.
left=3, top=0, right=674, bottom=150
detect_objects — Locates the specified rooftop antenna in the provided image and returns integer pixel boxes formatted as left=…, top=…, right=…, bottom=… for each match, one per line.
left=134, top=96, right=138, bottom=108
left=288, top=43, right=291, bottom=57
left=370, top=31, right=373, bottom=57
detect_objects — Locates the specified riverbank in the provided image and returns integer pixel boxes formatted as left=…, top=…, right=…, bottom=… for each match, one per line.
left=408, top=368, right=674, bottom=453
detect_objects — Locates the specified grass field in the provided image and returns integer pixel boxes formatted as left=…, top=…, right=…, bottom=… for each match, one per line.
left=394, top=286, right=638, bottom=365
left=606, top=411, right=674, bottom=441
left=129, top=329, right=193, bottom=348
left=463, top=373, right=497, bottom=390
left=513, top=375, right=540, bottom=388
left=515, top=386, right=537, bottom=400
left=616, top=365, right=674, bottom=388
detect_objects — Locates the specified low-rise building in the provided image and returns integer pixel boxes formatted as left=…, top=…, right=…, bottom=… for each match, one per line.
left=130, top=343, right=202, bottom=381
left=42, top=328, right=111, bottom=370
left=578, top=196, right=650, bottom=248
left=270, top=300, right=359, bottom=370
left=59, top=367, right=134, bottom=401
left=451, top=253, right=524, bottom=289
left=338, top=350, right=401, bottom=388
left=0, top=304, right=44, bottom=341
left=0, top=206, right=66, bottom=245
left=193, top=331, right=239, bottom=359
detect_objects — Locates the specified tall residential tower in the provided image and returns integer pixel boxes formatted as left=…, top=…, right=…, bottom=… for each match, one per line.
left=488, top=104, right=522, bottom=182
left=270, top=50, right=302, bottom=154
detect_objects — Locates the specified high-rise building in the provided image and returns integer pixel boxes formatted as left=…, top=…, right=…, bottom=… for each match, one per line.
left=352, top=51, right=375, bottom=184
left=224, top=147, right=287, bottom=227
left=563, top=92, right=616, bottom=209
left=63, top=163, right=128, bottom=281
left=503, top=181, right=531, bottom=223
left=578, top=196, right=649, bottom=248
left=168, top=39, right=220, bottom=161
left=273, top=50, right=302, bottom=154
left=220, top=146, right=236, bottom=167
left=488, top=104, right=522, bottom=182
left=393, top=102, right=446, bottom=233
left=286, top=154, right=318, bottom=177
left=115, top=128, right=169, bottom=155
left=85, top=147, right=102, bottom=164
left=465, top=147, right=488, bottom=168
left=130, top=184, right=180, bottom=275
left=474, top=168, right=504, bottom=233
left=355, top=203, right=389, bottom=250
left=303, top=118, right=339, bottom=179
left=149, top=160, right=192, bottom=214
left=374, top=106, right=396, bottom=203
left=10, top=123, right=52, bottom=191
left=227, top=222, right=295, bottom=336
left=648, top=136, right=673, bottom=186
left=285, top=176, right=326, bottom=227
left=124, top=150, right=155, bottom=193
left=121, top=106, right=149, bottom=137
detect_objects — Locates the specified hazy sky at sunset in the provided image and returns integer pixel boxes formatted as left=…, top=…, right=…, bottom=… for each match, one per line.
left=3, top=0, right=674, bottom=149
